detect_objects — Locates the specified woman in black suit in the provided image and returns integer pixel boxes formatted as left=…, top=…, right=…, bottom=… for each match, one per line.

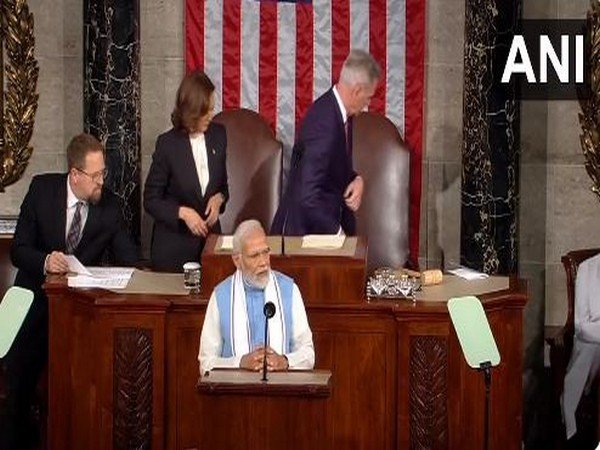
left=144, top=71, right=229, bottom=272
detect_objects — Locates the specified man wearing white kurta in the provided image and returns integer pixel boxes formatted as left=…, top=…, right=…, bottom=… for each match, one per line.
left=563, top=252, right=600, bottom=439
left=199, top=219, right=315, bottom=374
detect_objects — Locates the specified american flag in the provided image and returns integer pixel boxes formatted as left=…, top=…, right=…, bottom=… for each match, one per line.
left=185, top=0, right=424, bottom=266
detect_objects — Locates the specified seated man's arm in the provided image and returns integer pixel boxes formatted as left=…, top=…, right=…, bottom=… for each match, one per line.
left=284, top=284, right=315, bottom=369
left=11, top=177, right=49, bottom=276
left=198, top=292, right=242, bottom=373
left=574, top=257, right=600, bottom=344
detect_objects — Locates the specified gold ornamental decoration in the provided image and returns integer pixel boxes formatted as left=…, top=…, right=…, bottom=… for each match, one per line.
left=0, top=0, right=39, bottom=192
left=580, top=1, right=600, bottom=203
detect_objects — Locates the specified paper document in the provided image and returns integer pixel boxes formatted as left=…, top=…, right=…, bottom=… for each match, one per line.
left=447, top=266, right=489, bottom=281
left=86, top=267, right=135, bottom=278
left=67, top=267, right=135, bottom=289
left=65, top=255, right=92, bottom=275
left=301, top=234, right=345, bottom=249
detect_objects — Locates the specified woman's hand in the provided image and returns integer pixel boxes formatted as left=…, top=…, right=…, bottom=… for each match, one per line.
left=178, top=206, right=208, bottom=237
left=205, top=193, right=224, bottom=227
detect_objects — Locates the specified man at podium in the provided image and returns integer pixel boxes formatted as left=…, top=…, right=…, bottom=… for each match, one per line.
left=198, top=220, right=314, bottom=374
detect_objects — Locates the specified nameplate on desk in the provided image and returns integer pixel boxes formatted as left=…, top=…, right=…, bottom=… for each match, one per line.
left=217, top=235, right=233, bottom=251
left=301, top=234, right=345, bottom=249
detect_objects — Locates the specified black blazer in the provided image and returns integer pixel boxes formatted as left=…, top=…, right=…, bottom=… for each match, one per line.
left=11, top=173, right=139, bottom=299
left=144, top=123, right=229, bottom=272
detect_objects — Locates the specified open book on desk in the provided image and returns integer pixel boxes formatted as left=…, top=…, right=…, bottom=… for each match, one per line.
left=66, top=255, right=134, bottom=289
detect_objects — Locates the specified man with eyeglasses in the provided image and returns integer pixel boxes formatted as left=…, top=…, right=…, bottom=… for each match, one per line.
left=198, top=219, right=314, bottom=374
left=3, top=133, right=139, bottom=450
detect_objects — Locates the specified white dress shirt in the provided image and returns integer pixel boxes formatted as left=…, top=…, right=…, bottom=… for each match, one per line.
left=333, top=85, right=349, bottom=235
left=189, top=133, right=210, bottom=195
left=332, top=85, right=348, bottom=124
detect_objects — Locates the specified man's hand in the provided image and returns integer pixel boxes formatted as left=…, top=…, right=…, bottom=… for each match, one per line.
left=239, top=347, right=266, bottom=371
left=178, top=206, right=208, bottom=237
left=265, top=346, right=289, bottom=372
left=344, top=175, right=364, bottom=212
left=204, top=193, right=224, bottom=227
left=45, top=251, right=69, bottom=274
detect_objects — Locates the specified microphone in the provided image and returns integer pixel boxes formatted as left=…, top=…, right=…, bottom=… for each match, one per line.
left=261, top=301, right=276, bottom=381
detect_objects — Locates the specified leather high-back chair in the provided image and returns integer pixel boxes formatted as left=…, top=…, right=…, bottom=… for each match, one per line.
left=546, top=248, right=600, bottom=449
left=353, top=112, right=411, bottom=274
left=212, top=109, right=283, bottom=234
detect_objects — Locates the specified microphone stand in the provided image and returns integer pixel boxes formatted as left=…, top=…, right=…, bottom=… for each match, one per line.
left=261, top=302, right=276, bottom=382
left=479, top=361, right=492, bottom=450
left=261, top=317, right=269, bottom=382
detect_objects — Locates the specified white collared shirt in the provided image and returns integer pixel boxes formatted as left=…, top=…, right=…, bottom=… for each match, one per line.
left=333, top=85, right=349, bottom=235
left=65, top=175, right=89, bottom=241
left=332, top=85, right=348, bottom=125
left=189, top=133, right=210, bottom=195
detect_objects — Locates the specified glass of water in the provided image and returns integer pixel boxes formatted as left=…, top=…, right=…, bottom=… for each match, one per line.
left=183, top=262, right=201, bottom=294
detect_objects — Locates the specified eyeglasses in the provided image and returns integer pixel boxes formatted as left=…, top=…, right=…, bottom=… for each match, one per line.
left=75, top=167, right=108, bottom=183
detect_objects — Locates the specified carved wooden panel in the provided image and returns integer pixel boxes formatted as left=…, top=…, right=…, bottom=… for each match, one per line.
left=113, top=328, right=153, bottom=450
left=409, top=336, right=448, bottom=450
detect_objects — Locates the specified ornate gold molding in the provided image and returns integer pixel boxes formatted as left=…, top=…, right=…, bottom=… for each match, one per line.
left=580, top=1, right=600, bottom=202
left=0, top=0, right=39, bottom=192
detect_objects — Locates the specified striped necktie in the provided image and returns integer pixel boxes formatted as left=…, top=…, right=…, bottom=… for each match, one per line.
left=66, top=201, right=84, bottom=254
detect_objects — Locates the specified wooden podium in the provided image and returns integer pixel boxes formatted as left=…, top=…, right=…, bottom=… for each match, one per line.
left=45, top=234, right=528, bottom=450
left=197, top=370, right=331, bottom=450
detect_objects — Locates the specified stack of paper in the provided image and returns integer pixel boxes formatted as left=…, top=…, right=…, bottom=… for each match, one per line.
left=447, top=266, right=489, bottom=281
left=301, top=234, right=345, bottom=249
left=66, top=255, right=134, bottom=289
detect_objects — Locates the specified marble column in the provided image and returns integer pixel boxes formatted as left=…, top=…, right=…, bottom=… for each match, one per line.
left=461, top=0, right=521, bottom=274
left=84, top=0, right=141, bottom=243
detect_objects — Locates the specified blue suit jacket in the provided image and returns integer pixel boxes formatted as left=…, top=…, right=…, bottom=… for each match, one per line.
left=271, top=89, right=357, bottom=235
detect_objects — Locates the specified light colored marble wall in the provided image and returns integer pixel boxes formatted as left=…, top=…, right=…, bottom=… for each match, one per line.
left=0, top=0, right=82, bottom=216
left=140, top=0, right=185, bottom=254
left=420, top=0, right=464, bottom=271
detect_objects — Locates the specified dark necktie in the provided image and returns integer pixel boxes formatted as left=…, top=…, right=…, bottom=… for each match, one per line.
left=66, top=201, right=84, bottom=254
left=344, top=120, right=350, bottom=155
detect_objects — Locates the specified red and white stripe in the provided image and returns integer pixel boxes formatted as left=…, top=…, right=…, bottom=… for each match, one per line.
left=185, top=0, right=424, bottom=267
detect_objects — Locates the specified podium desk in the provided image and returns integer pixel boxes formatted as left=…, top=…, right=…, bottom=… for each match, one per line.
left=197, top=370, right=331, bottom=450
left=45, top=269, right=527, bottom=450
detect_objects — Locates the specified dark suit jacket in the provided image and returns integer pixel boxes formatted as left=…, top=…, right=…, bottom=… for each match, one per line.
left=11, top=173, right=139, bottom=299
left=144, top=123, right=229, bottom=272
left=271, top=88, right=357, bottom=235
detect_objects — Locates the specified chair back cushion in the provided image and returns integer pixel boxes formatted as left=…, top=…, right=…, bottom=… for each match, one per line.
left=213, top=109, right=282, bottom=234
left=353, top=112, right=411, bottom=273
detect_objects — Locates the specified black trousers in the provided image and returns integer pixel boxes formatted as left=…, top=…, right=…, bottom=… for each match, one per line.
left=0, top=295, right=48, bottom=450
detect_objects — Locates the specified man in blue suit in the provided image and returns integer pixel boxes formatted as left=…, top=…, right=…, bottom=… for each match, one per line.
left=271, top=50, right=380, bottom=236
